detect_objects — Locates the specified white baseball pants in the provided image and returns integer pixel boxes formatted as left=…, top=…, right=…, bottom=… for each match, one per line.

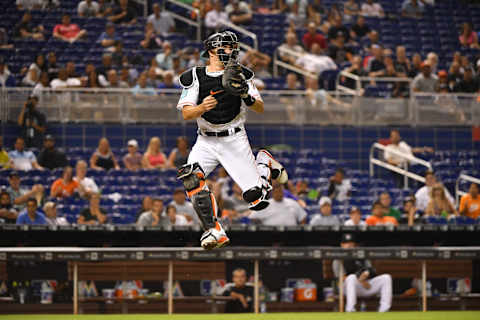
left=344, top=274, right=392, bottom=312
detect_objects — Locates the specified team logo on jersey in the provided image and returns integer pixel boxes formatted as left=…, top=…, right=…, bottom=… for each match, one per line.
left=180, top=89, right=188, bottom=99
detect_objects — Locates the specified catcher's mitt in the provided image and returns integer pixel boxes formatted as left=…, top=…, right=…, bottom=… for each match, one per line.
left=222, top=59, right=248, bottom=97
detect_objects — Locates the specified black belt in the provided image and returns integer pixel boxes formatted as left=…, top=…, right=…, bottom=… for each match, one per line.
left=199, top=127, right=242, bottom=137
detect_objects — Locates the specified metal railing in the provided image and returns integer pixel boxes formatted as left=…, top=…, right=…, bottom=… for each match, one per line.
left=165, top=0, right=202, bottom=41
left=456, top=174, right=480, bottom=207
left=337, top=70, right=413, bottom=96
left=273, top=47, right=320, bottom=80
left=369, top=142, right=432, bottom=189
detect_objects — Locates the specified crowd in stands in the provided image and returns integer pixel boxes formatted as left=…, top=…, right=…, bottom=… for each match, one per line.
left=0, top=0, right=479, bottom=95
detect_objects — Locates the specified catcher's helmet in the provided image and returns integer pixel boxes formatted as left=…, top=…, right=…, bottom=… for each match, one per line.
left=202, top=31, right=239, bottom=64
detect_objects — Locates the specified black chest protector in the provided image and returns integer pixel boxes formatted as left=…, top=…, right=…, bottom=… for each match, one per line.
left=180, top=65, right=254, bottom=125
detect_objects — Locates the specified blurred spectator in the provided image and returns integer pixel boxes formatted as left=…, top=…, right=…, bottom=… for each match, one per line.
left=9, top=137, right=43, bottom=171
left=459, top=22, right=479, bottom=49
left=78, top=193, right=107, bottom=225
left=132, top=72, right=156, bottom=96
left=403, top=197, right=418, bottom=226
left=136, top=196, right=153, bottom=222
left=310, top=196, right=341, bottom=226
left=379, top=192, right=402, bottom=221
left=16, top=198, right=47, bottom=225
left=271, top=0, right=288, bottom=14
left=98, top=22, right=121, bottom=51
left=342, top=55, right=367, bottom=90
left=241, top=49, right=271, bottom=78
left=109, top=0, right=137, bottom=25
left=186, top=48, right=202, bottom=68
left=148, top=3, right=175, bottom=37
left=401, top=0, right=424, bottom=18
left=296, top=43, right=337, bottom=74
left=453, top=67, right=479, bottom=93
left=426, top=52, right=438, bottom=73
left=74, top=160, right=99, bottom=199
left=395, top=46, right=411, bottom=76
left=287, top=1, right=306, bottom=29
left=222, top=268, right=254, bottom=313
left=53, top=14, right=87, bottom=43
left=137, top=198, right=167, bottom=227
left=225, top=183, right=250, bottom=215
left=0, top=191, right=18, bottom=224
left=156, top=42, right=174, bottom=70
left=111, top=41, right=127, bottom=67
left=228, top=0, right=252, bottom=25
left=140, top=22, right=163, bottom=49
left=22, top=54, right=46, bottom=87
left=7, top=171, right=44, bottom=211
left=328, top=168, right=352, bottom=202
left=46, top=52, right=59, bottom=81
left=159, top=70, right=181, bottom=89
left=365, top=201, right=398, bottom=226
left=171, top=188, right=198, bottom=225
left=166, top=205, right=189, bottom=226
left=98, top=0, right=115, bottom=17
left=459, top=183, right=480, bottom=219
left=328, top=33, right=353, bottom=65
left=90, top=137, right=120, bottom=170
left=0, top=59, right=15, bottom=88
left=205, top=1, right=228, bottom=34
left=14, top=12, right=45, bottom=40
left=303, top=22, right=327, bottom=52
left=328, top=16, right=350, bottom=43
left=409, top=52, right=422, bottom=77
left=350, top=16, right=370, bottom=40
left=366, top=45, right=384, bottom=73
left=307, top=0, right=326, bottom=22
left=412, top=61, right=437, bottom=92
left=384, top=129, right=433, bottom=169
left=167, top=136, right=190, bottom=169
left=278, top=32, right=304, bottom=65
left=123, top=139, right=143, bottom=171
left=0, top=136, right=9, bottom=169
left=43, top=201, right=69, bottom=226
left=448, top=62, right=462, bottom=89
left=191, top=0, right=213, bottom=21
left=361, top=0, right=384, bottom=17
left=435, top=70, right=449, bottom=92
left=17, top=96, right=46, bottom=149
left=78, top=0, right=100, bottom=17
left=146, top=67, right=162, bottom=88
left=85, top=70, right=102, bottom=88
left=283, top=72, right=301, bottom=89
left=97, top=54, right=113, bottom=81
left=252, top=0, right=271, bottom=13
left=37, top=135, right=68, bottom=170
left=425, top=183, right=458, bottom=217
left=142, top=136, right=168, bottom=169
left=344, top=0, right=360, bottom=22
left=50, top=166, right=79, bottom=198
left=33, top=72, right=51, bottom=97
left=344, top=206, right=366, bottom=226
left=0, top=28, right=13, bottom=49
left=106, top=69, right=129, bottom=88
left=249, top=184, right=307, bottom=226
left=17, top=0, right=59, bottom=10
left=415, top=171, right=454, bottom=212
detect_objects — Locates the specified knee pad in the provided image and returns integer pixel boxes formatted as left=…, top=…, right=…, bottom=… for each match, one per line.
left=243, top=186, right=269, bottom=211
left=177, top=162, right=205, bottom=194
left=192, top=190, right=217, bottom=229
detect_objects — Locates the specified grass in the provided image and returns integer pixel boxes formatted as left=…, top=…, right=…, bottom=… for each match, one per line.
left=1, top=312, right=480, bottom=320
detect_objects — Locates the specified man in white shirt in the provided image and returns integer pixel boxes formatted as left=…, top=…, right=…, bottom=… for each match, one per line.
left=147, top=3, right=175, bottom=37
left=415, top=171, right=454, bottom=212
left=44, top=201, right=69, bottom=226
left=296, top=43, right=337, bottom=74
left=78, top=0, right=100, bottom=17
left=309, top=196, right=341, bottom=226
left=249, top=184, right=307, bottom=226
left=344, top=206, right=367, bottom=226
left=384, top=129, right=433, bottom=167
left=278, top=32, right=304, bottom=65
left=328, top=168, right=352, bottom=202
left=205, top=1, right=228, bottom=35
left=170, top=188, right=199, bottom=226
left=166, top=204, right=190, bottom=226
left=74, top=160, right=99, bottom=198
left=8, top=137, right=43, bottom=171
left=361, top=0, right=385, bottom=17
left=50, top=68, right=81, bottom=89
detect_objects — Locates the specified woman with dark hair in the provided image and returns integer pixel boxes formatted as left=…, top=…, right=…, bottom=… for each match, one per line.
left=86, top=70, right=101, bottom=88
left=22, top=54, right=46, bottom=86
left=271, top=0, right=288, bottom=14
left=167, top=136, right=190, bottom=169
left=50, top=166, right=79, bottom=198
left=459, top=22, right=479, bottom=48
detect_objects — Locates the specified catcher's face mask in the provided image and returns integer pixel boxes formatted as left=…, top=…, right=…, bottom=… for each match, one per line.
left=203, top=31, right=240, bottom=65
